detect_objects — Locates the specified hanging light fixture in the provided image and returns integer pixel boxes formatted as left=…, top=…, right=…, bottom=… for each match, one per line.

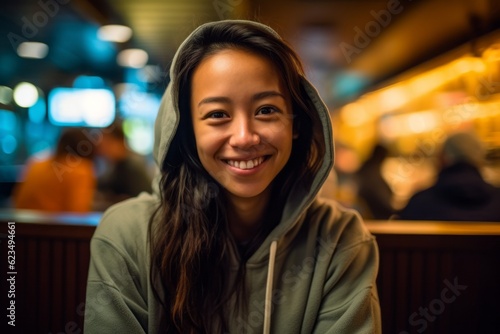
left=117, top=48, right=148, bottom=68
left=98, top=24, right=132, bottom=43
left=17, top=42, right=49, bottom=59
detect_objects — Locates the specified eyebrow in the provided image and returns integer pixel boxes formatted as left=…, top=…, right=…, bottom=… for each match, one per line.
left=197, top=90, right=286, bottom=107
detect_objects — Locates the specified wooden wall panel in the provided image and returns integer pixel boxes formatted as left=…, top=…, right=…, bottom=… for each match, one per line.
left=0, top=212, right=97, bottom=334
left=372, top=231, right=500, bottom=334
left=1, top=214, right=500, bottom=334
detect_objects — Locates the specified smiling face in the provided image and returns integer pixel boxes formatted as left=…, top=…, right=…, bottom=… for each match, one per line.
left=190, top=48, right=294, bottom=204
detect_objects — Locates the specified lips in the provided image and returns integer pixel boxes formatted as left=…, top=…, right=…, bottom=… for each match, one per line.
left=225, top=156, right=265, bottom=170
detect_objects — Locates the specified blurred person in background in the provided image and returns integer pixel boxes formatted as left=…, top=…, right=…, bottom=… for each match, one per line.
left=13, top=127, right=96, bottom=213
left=398, top=131, right=500, bottom=221
left=354, top=144, right=395, bottom=219
left=93, top=121, right=153, bottom=210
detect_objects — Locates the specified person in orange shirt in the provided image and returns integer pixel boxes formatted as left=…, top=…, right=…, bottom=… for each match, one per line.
left=13, top=127, right=96, bottom=213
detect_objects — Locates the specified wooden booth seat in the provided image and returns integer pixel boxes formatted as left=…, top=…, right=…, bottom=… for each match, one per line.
left=1, top=210, right=500, bottom=334
left=0, top=210, right=99, bottom=334
left=366, top=220, right=500, bottom=334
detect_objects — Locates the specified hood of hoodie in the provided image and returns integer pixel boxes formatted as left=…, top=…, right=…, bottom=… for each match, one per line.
left=151, top=20, right=334, bottom=264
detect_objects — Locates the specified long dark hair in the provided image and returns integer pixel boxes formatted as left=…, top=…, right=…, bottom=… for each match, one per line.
left=149, top=21, right=325, bottom=333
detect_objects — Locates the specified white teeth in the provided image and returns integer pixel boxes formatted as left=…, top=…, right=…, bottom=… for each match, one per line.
left=227, top=157, right=264, bottom=170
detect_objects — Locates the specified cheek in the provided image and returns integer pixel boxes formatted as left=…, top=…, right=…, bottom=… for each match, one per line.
left=261, top=119, right=294, bottom=144
left=194, top=131, right=222, bottom=161
left=271, top=116, right=294, bottom=134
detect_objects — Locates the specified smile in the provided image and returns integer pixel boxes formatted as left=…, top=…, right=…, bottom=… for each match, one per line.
left=225, top=156, right=266, bottom=170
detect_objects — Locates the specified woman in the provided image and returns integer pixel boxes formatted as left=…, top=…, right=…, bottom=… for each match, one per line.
left=85, top=20, right=381, bottom=333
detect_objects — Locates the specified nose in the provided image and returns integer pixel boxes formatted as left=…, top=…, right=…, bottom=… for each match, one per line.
left=228, top=116, right=260, bottom=149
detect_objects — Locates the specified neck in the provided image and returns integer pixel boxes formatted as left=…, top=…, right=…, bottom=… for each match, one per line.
left=226, top=189, right=271, bottom=244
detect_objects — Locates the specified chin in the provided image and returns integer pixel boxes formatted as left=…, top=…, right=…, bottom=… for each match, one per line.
left=224, top=184, right=270, bottom=200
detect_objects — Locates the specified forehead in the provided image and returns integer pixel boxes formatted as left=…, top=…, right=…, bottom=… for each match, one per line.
left=201, top=48, right=274, bottom=71
left=191, top=48, right=285, bottom=94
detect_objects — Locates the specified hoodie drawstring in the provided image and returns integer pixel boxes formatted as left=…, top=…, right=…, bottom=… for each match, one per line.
left=263, top=240, right=278, bottom=334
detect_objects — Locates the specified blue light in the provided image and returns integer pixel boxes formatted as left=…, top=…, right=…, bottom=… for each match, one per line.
left=31, top=140, right=52, bottom=155
left=50, top=21, right=116, bottom=69
left=24, top=123, right=59, bottom=156
left=0, top=110, right=17, bottom=131
left=73, top=75, right=106, bottom=89
left=332, top=71, right=370, bottom=100
left=1, top=135, right=17, bottom=155
left=119, top=90, right=160, bottom=121
left=28, top=98, right=47, bottom=123
left=48, top=88, right=115, bottom=127
left=25, top=121, right=46, bottom=137
left=83, top=25, right=116, bottom=65
left=124, top=68, right=148, bottom=90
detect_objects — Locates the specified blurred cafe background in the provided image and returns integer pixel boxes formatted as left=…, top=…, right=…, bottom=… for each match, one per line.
left=1, top=0, right=500, bottom=215
left=2, top=1, right=500, bottom=334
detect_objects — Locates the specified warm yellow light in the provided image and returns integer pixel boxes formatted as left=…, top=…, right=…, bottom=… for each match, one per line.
left=482, top=44, right=500, bottom=61
left=378, top=117, right=399, bottom=141
left=378, top=85, right=409, bottom=111
left=407, top=111, right=439, bottom=133
left=452, top=57, right=486, bottom=74
left=340, top=102, right=373, bottom=126
left=470, top=58, right=486, bottom=73
left=408, top=71, right=445, bottom=96
left=453, top=58, right=473, bottom=74
left=379, top=110, right=440, bottom=140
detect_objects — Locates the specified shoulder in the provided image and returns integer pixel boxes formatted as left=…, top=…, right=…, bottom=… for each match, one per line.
left=25, top=158, right=50, bottom=173
left=404, top=186, right=438, bottom=207
left=397, top=187, right=440, bottom=220
left=67, top=159, right=95, bottom=177
left=92, top=193, right=159, bottom=256
left=306, top=198, right=375, bottom=251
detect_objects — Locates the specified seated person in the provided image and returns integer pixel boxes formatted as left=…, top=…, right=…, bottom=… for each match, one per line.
left=94, top=122, right=153, bottom=210
left=398, top=131, right=500, bottom=221
left=85, top=20, right=381, bottom=333
left=355, top=144, right=395, bottom=219
left=13, top=127, right=96, bottom=213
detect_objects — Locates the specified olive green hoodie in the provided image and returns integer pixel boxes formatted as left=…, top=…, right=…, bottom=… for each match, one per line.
left=85, top=20, right=381, bottom=334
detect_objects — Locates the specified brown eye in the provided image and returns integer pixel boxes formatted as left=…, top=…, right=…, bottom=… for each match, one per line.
left=257, top=106, right=278, bottom=115
left=208, top=111, right=226, bottom=118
